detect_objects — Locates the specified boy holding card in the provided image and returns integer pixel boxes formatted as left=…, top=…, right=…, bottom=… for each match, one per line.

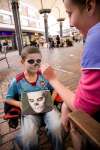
left=2, top=46, right=63, bottom=150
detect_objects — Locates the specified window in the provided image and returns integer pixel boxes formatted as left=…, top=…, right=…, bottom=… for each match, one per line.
left=0, top=13, right=11, bottom=24
left=0, top=15, right=3, bottom=23
left=20, top=16, right=28, bottom=26
left=28, top=19, right=36, bottom=28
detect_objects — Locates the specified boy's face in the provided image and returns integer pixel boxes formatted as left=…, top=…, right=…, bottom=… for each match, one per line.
left=23, top=53, right=41, bottom=74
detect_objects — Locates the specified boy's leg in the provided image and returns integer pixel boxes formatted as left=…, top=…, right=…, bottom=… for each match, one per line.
left=44, top=109, right=64, bottom=150
left=15, top=115, right=41, bottom=150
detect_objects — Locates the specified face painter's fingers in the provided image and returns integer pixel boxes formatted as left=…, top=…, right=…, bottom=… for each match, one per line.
left=40, top=63, right=50, bottom=74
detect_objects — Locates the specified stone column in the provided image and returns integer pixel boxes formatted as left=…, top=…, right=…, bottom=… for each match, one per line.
left=57, top=18, right=65, bottom=37
left=39, top=9, right=51, bottom=43
left=11, top=0, right=23, bottom=55
left=44, top=13, right=48, bottom=42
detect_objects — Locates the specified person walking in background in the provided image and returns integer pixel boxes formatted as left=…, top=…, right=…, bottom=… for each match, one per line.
left=56, top=35, right=60, bottom=48
left=48, top=38, right=55, bottom=50
left=0, top=41, right=2, bottom=53
left=2, top=40, right=8, bottom=53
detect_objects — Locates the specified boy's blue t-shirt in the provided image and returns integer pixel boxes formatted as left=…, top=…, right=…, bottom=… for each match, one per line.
left=81, top=22, right=100, bottom=69
left=6, top=72, right=53, bottom=100
left=6, top=72, right=54, bottom=114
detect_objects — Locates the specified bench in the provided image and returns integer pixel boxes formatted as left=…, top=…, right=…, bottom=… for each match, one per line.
left=68, top=111, right=100, bottom=150
left=0, top=49, right=10, bottom=68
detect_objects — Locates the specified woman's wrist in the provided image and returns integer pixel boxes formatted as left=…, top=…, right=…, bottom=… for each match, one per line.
left=61, top=102, right=70, bottom=113
left=49, top=77, right=59, bottom=86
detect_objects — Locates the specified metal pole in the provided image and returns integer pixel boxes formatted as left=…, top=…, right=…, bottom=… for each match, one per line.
left=11, top=0, right=23, bottom=55
left=60, top=21, right=63, bottom=37
left=40, top=0, right=43, bottom=9
left=39, top=8, right=51, bottom=43
left=44, top=13, right=48, bottom=43
left=57, top=18, right=65, bottom=38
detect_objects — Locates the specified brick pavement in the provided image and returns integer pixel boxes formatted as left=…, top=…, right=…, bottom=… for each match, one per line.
left=0, top=42, right=83, bottom=150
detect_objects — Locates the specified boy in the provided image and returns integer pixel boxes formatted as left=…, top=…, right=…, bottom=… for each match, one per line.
left=3, top=46, right=63, bottom=150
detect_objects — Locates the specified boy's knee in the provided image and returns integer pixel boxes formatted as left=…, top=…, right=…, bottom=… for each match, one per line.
left=48, top=123, right=62, bottom=136
left=21, top=124, right=38, bottom=143
left=22, top=129, right=38, bottom=144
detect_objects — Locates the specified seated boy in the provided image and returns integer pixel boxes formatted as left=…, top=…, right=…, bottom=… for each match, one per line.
left=2, top=46, right=64, bottom=150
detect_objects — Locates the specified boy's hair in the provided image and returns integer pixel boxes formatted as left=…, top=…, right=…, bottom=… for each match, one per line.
left=21, top=46, right=41, bottom=60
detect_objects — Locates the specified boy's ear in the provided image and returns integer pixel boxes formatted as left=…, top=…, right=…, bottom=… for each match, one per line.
left=86, top=0, right=96, bottom=16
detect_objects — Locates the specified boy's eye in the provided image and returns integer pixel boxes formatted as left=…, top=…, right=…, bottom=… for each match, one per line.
left=36, top=59, right=41, bottom=64
left=27, top=59, right=41, bottom=64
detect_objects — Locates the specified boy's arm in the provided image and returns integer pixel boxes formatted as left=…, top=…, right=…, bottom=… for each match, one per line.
left=52, top=90, right=57, bottom=101
left=0, top=97, right=22, bottom=109
left=5, top=78, right=22, bottom=109
left=4, top=99, right=22, bottom=109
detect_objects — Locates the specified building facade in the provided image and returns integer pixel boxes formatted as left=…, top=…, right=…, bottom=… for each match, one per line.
left=0, top=0, right=44, bottom=50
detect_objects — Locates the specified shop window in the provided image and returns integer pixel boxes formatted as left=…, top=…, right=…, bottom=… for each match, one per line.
left=28, top=19, right=36, bottom=28
left=21, top=17, right=28, bottom=26
left=19, top=5, right=28, bottom=17
left=0, top=15, right=3, bottom=23
left=0, top=13, right=11, bottom=24
left=28, top=8, right=39, bottom=20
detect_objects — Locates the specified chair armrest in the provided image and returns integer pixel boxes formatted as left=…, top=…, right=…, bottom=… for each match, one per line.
left=68, top=111, right=100, bottom=148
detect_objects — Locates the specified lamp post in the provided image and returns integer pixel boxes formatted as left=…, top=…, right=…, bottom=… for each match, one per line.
left=39, top=0, right=51, bottom=43
left=56, top=7, right=65, bottom=37
left=57, top=18, right=65, bottom=37
left=10, top=0, right=23, bottom=55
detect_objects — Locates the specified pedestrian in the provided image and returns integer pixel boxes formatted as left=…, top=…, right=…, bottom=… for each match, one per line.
left=2, top=40, right=8, bottom=53
left=40, top=0, right=100, bottom=149
left=49, top=38, right=55, bottom=50
left=56, top=35, right=60, bottom=48
left=0, top=41, right=2, bottom=52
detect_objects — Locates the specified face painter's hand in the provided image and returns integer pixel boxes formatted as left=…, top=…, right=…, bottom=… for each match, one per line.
left=40, top=64, right=56, bottom=81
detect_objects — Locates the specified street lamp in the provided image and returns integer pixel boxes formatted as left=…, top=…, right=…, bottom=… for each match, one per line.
left=39, top=0, right=51, bottom=43
left=57, top=18, right=65, bottom=37
left=10, top=0, right=23, bottom=55
left=56, top=7, right=65, bottom=37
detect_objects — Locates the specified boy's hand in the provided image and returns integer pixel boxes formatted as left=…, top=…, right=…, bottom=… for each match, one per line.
left=52, top=90, right=57, bottom=101
left=40, top=64, right=56, bottom=81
